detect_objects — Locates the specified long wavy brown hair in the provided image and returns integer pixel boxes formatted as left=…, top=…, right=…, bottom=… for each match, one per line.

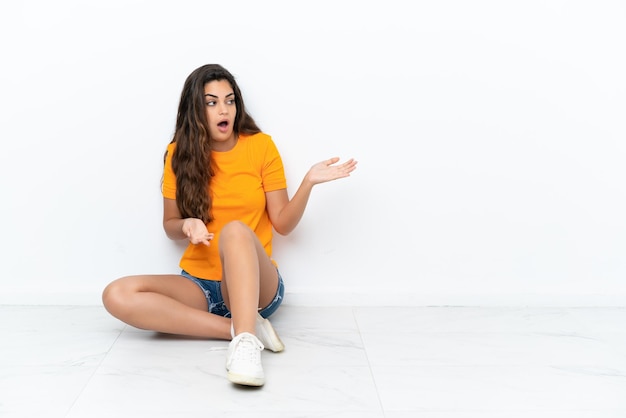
left=165, top=64, right=261, bottom=224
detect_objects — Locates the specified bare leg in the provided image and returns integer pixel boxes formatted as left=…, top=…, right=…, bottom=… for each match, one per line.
left=102, top=274, right=231, bottom=340
left=218, top=221, right=279, bottom=336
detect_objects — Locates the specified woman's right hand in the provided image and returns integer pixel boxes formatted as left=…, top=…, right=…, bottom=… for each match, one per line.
left=182, top=218, right=214, bottom=246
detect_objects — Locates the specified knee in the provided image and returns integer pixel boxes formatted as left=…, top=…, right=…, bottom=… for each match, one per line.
left=102, top=278, right=131, bottom=317
left=220, top=221, right=253, bottom=244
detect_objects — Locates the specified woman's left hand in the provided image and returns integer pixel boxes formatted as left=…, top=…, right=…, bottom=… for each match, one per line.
left=306, top=157, right=358, bottom=185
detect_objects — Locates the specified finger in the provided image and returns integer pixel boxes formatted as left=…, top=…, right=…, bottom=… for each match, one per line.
left=344, top=160, right=357, bottom=172
left=326, top=157, right=340, bottom=166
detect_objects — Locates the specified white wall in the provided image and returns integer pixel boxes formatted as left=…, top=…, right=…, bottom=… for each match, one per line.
left=1, top=0, right=625, bottom=307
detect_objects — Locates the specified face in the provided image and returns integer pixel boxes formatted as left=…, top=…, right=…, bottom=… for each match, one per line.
left=204, top=79, right=237, bottom=151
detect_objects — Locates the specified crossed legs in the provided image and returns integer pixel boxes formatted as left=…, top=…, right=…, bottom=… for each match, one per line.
left=102, top=221, right=280, bottom=340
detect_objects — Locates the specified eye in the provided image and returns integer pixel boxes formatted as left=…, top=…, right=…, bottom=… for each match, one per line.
left=227, top=99, right=236, bottom=105
left=206, top=100, right=216, bottom=106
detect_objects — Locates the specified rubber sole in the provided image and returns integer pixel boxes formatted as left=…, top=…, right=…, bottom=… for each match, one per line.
left=227, top=371, right=265, bottom=387
left=257, top=316, right=285, bottom=352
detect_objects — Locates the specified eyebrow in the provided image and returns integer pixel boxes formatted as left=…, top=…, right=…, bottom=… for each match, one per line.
left=204, top=92, right=235, bottom=98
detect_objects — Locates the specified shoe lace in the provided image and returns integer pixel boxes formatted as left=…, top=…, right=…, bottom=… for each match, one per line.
left=232, top=333, right=264, bottom=363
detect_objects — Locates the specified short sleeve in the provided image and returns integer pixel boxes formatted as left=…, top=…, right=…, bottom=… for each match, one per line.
left=162, top=143, right=177, bottom=199
left=261, top=136, right=287, bottom=192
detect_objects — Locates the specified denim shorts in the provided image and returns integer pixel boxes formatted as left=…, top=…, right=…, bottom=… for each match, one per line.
left=180, top=269, right=285, bottom=319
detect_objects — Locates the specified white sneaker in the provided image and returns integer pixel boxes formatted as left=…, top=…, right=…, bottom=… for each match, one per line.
left=226, top=332, right=265, bottom=386
left=229, top=314, right=285, bottom=353
left=255, top=313, right=285, bottom=353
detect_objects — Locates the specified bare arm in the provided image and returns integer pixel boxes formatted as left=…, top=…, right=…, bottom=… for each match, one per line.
left=267, top=157, right=357, bottom=236
left=163, top=198, right=213, bottom=246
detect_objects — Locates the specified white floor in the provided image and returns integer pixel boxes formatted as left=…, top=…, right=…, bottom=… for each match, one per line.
left=1, top=305, right=626, bottom=417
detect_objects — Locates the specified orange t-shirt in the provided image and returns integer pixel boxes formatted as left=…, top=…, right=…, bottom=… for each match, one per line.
left=162, top=132, right=287, bottom=280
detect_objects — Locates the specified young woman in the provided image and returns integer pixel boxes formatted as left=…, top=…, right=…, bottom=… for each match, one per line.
left=102, top=64, right=357, bottom=386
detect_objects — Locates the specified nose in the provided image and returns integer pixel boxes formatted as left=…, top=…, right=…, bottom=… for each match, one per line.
left=218, top=102, right=228, bottom=115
